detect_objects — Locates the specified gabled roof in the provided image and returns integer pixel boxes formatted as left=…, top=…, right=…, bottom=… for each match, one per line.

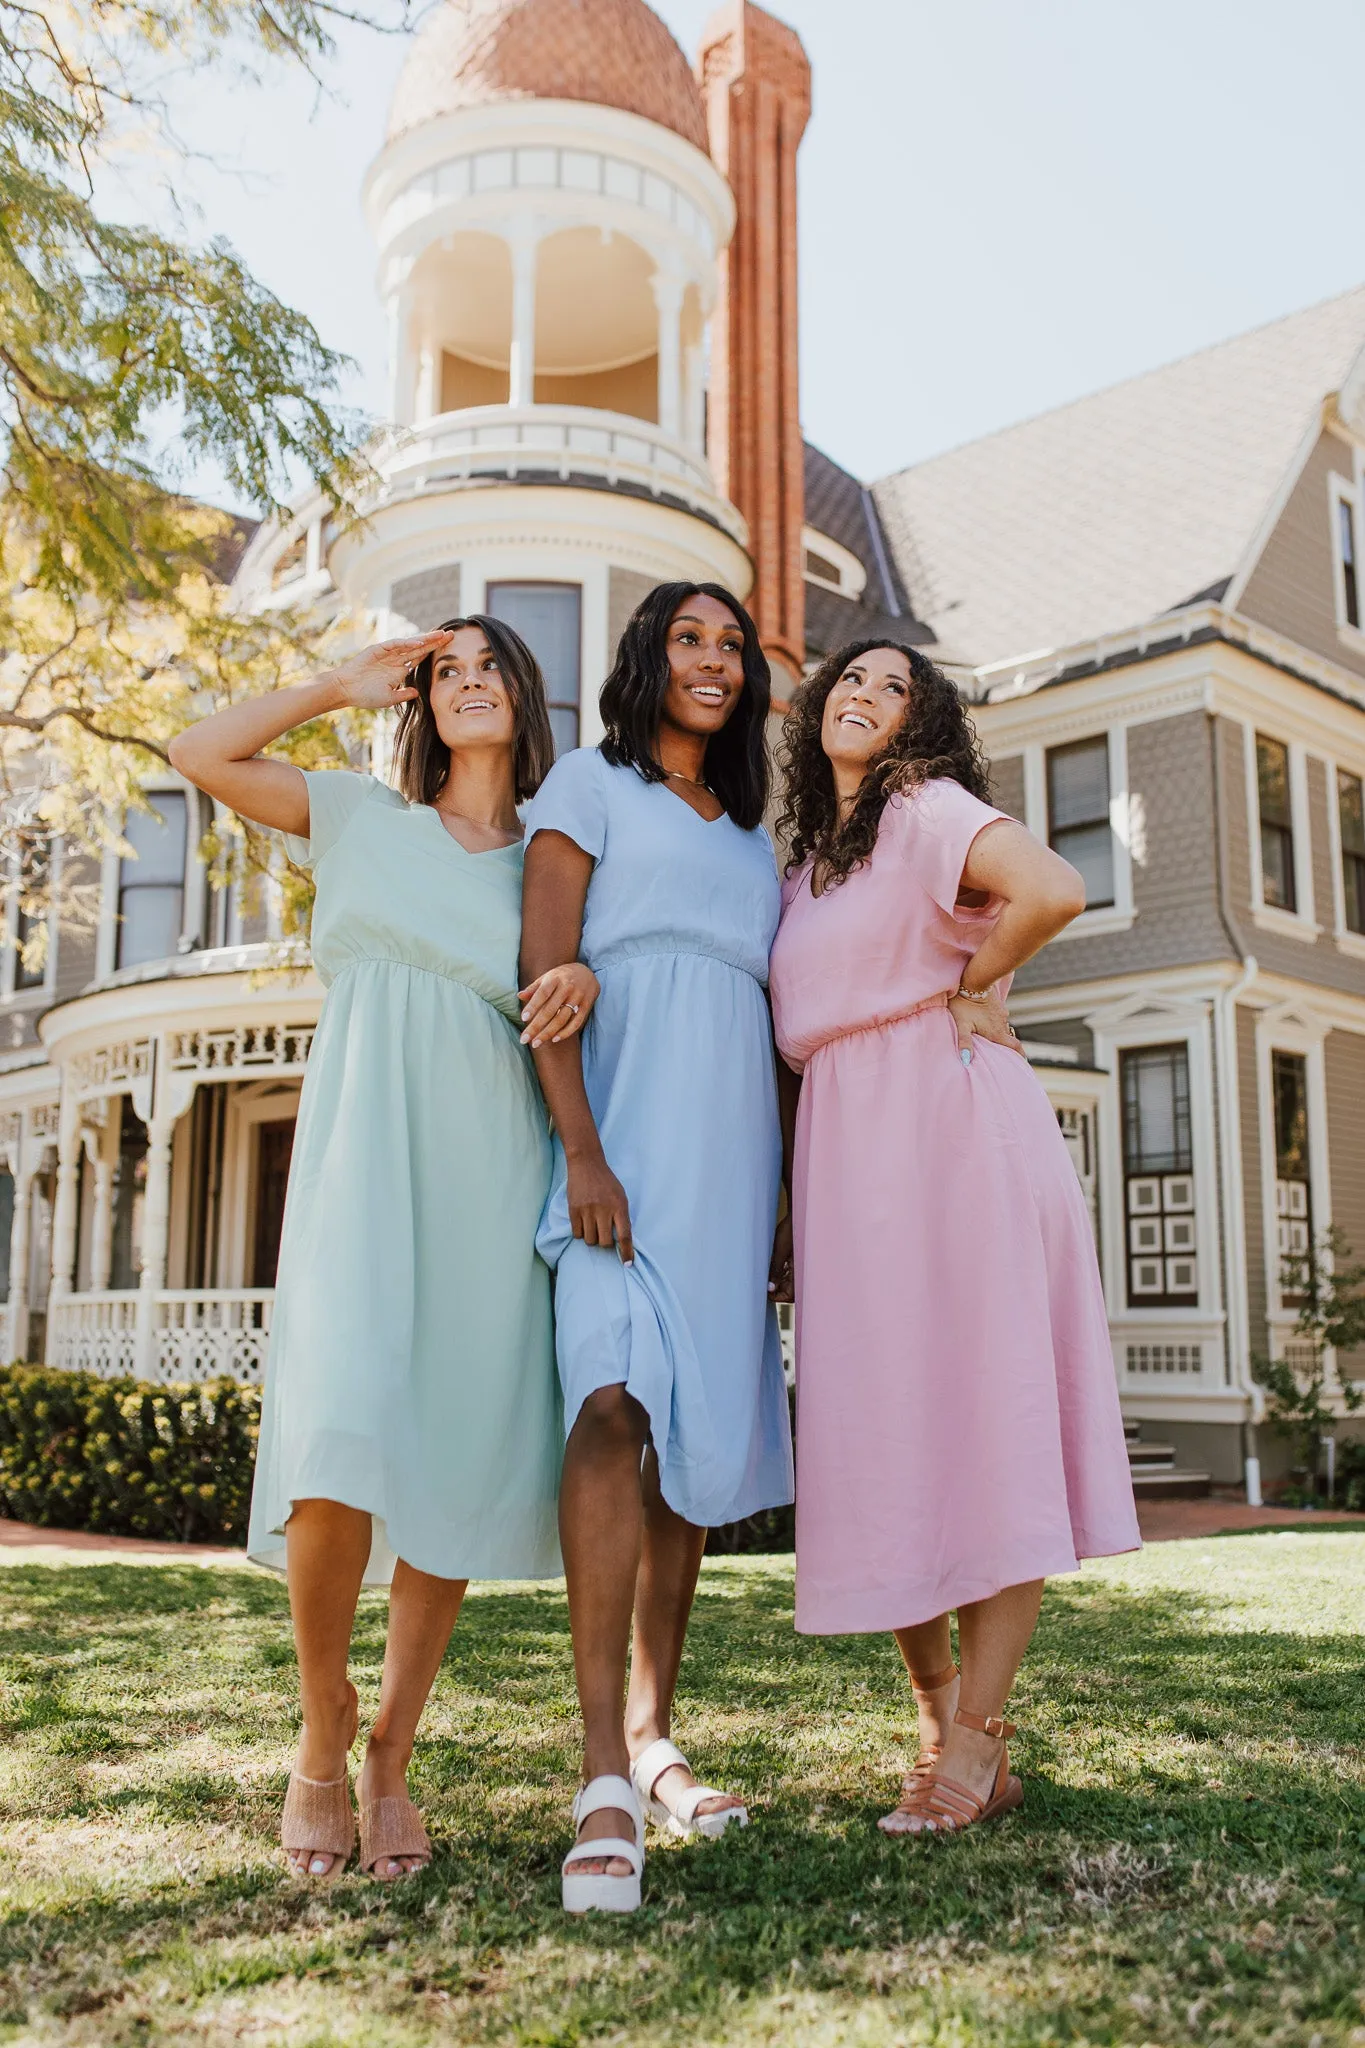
left=871, top=286, right=1365, bottom=670
left=802, top=441, right=932, bottom=659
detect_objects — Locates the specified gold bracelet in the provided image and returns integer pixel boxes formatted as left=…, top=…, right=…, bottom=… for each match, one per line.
left=954, top=982, right=994, bottom=1003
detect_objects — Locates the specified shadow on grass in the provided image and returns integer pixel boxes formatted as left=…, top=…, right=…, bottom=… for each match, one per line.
left=0, top=1555, right=1362, bottom=2041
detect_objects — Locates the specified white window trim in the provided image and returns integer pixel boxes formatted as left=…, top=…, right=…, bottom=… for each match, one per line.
left=1, top=834, right=61, bottom=1004
left=1328, top=470, right=1365, bottom=653
left=98, top=778, right=206, bottom=979
left=1243, top=723, right=1319, bottom=941
left=1323, top=750, right=1365, bottom=962
left=800, top=525, right=867, bottom=601
left=1021, top=727, right=1134, bottom=939
left=1255, top=1011, right=1332, bottom=1334
left=1089, top=1006, right=1223, bottom=1330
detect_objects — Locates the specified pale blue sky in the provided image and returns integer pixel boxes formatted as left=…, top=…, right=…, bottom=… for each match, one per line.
left=147, top=0, right=1365, bottom=502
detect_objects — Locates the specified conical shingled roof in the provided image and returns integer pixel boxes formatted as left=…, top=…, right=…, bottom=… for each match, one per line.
left=387, top=0, right=709, bottom=151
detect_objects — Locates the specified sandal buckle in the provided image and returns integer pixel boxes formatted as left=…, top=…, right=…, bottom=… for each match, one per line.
left=980, top=1713, right=1007, bottom=1739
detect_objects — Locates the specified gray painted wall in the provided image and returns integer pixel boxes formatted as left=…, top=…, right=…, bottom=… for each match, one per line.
left=1239, top=429, right=1365, bottom=685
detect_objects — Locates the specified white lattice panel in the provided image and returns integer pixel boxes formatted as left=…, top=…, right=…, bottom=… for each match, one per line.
left=154, top=1291, right=273, bottom=1384
left=48, top=1294, right=139, bottom=1378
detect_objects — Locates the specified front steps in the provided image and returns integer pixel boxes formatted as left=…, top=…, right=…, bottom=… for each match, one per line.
left=1124, top=1420, right=1211, bottom=1500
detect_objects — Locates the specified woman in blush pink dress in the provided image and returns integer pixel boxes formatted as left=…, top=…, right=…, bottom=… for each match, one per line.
left=767, top=639, right=1140, bottom=1837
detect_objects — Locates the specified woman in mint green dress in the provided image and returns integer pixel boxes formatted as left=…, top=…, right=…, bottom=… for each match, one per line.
left=169, top=619, right=595, bottom=1882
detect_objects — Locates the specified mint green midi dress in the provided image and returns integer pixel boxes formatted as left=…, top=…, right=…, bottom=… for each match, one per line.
left=246, top=769, right=562, bottom=1586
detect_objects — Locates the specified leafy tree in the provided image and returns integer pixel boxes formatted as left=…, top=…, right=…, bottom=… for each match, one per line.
left=0, top=1, right=411, bottom=942
left=1252, top=1226, right=1365, bottom=1494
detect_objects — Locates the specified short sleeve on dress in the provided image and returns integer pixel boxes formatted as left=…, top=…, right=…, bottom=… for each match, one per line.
left=284, top=770, right=384, bottom=869
left=893, top=780, right=1010, bottom=916
left=523, top=747, right=609, bottom=863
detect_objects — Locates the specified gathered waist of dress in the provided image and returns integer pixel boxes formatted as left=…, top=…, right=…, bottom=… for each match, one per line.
left=797, top=990, right=950, bottom=1063
left=589, top=939, right=769, bottom=984
left=323, top=953, right=521, bottom=1020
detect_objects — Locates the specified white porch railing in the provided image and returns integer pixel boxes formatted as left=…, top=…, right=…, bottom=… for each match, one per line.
left=47, top=1289, right=273, bottom=1384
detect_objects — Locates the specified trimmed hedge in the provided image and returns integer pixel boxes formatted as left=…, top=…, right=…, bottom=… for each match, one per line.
left=0, top=1365, right=260, bottom=1544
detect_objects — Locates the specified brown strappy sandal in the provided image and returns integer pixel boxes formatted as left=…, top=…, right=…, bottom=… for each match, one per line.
left=359, top=1795, right=431, bottom=1880
left=281, top=1686, right=359, bottom=1878
left=881, top=1706, right=1023, bottom=1836
left=878, top=1662, right=959, bottom=1834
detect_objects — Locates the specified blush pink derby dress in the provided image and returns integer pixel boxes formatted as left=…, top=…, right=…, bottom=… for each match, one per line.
left=768, top=778, right=1140, bottom=1636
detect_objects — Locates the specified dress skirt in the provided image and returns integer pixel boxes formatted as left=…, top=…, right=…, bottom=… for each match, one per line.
left=791, top=997, right=1140, bottom=1635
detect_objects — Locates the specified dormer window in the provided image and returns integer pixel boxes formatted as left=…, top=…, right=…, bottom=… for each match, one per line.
left=800, top=527, right=867, bottom=602
left=116, top=794, right=188, bottom=969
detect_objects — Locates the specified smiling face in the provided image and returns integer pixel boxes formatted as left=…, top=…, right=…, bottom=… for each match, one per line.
left=428, top=625, right=517, bottom=756
left=821, top=645, right=914, bottom=775
left=658, top=592, right=748, bottom=743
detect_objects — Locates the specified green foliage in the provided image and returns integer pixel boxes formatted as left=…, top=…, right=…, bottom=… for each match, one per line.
left=1336, top=1435, right=1365, bottom=1512
left=0, top=1363, right=259, bottom=1542
left=1252, top=1225, right=1365, bottom=1488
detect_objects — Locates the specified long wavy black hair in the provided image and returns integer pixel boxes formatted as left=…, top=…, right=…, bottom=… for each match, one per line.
left=776, top=639, right=991, bottom=885
left=392, top=614, right=556, bottom=806
left=599, top=582, right=771, bottom=830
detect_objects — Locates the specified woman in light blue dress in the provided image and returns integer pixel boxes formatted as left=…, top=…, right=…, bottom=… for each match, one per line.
left=520, top=582, right=793, bottom=1913
left=170, top=619, right=595, bottom=1884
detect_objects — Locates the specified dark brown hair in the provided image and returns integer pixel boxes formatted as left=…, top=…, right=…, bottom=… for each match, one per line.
left=776, top=639, right=991, bottom=886
left=599, top=581, right=771, bottom=831
left=392, top=614, right=555, bottom=806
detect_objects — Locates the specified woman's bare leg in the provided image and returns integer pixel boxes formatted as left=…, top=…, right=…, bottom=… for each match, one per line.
left=357, top=1561, right=468, bottom=1878
left=558, top=1385, right=650, bottom=1876
left=285, top=1498, right=373, bottom=1874
left=625, top=1450, right=739, bottom=1818
left=892, top=1614, right=959, bottom=1759
left=900, top=1577, right=1044, bottom=1830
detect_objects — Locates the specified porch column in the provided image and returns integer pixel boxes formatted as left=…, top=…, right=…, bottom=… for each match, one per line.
left=86, top=1108, right=117, bottom=1292
left=49, top=1090, right=81, bottom=1301
left=415, top=337, right=439, bottom=423
left=652, top=270, right=685, bottom=440
left=683, top=340, right=705, bottom=454
left=6, top=1159, right=32, bottom=1363
left=386, top=277, right=416, bottom=427
left=507, top=222, right=539, bottom=409
left=134, top=1111, right=175, bottom=1381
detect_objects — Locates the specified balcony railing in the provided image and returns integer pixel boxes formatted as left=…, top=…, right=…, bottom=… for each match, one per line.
left=368, top=405, right=747, bottom=546
left=48, top=1289, right=273, bottom=1384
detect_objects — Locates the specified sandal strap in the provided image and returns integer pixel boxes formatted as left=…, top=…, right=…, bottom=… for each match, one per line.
left=910, top=1663, right=959, bottom=1698
left=912, top=1772, right=986, bottom=1828
left=358, top=1795, right=429, bottom=1872
left=562, top=1834, right=644, bottom=1879
left=671, top=1781, right=744, bottom=1825
left=573, top=1774, right=643, bottom=1849
left=631, top=1738, right=689, bottom=1805
left=281, top=1769, right=356, bottom=1858
left=955, top=1707, right=1016, bottom=1740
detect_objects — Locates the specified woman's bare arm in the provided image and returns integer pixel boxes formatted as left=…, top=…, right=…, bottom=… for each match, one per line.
left=166, top=634, right=450, bottom=836
left=520, top=829, right=633, bottom=1261
left=947, top=819, right=1086, bottom=1054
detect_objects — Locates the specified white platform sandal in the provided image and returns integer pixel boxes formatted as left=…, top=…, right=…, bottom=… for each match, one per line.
left=561, top=1774, right=644, bottom=1915
left=632, top=1738, right=750, bottom=1840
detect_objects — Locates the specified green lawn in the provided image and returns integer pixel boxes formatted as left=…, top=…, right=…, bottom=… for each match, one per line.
left=0, top=1535, right=1362, bottom=2047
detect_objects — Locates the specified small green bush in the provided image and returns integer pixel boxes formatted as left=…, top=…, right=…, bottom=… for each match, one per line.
left=0, top=1364, right=260, bottom=1544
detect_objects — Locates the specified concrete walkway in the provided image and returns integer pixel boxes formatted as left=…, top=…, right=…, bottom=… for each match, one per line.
left=0, top=1499, right=1360, bottom=1566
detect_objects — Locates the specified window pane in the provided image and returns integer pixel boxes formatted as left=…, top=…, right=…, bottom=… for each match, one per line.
left=1339, top=770, right=1365, bottom=855
left=548, top=706, right=580, bottom=759
left=1054, top=822, right=1115, bottom=908
left=1345, top=853, right=1365, bottom=937
left=122, top=794, right=187, bottom=885
left=1272, top=1051, right=1310, bottom=1183
left=484, top=583, right=582, bottom=751
left=1256, top=736, right=1291, bottom=827
left=14, top=834, right=49, bottom=990
left=117, top=885, right=184, bottom=968
left=1048, top=738, right=1110, bottom=830
left=1340, top=499, right=1360, bottom=628
left=1261, top=823, right=1296, bottom=911
left=1121, top=1045, right=1192, bottom=1174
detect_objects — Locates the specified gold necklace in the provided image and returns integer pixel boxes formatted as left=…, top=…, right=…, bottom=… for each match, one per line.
left=664, top=767, right=712, bottom=791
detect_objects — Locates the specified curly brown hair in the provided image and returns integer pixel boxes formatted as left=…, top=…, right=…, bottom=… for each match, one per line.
left=776, top=640, right=991, bottom=885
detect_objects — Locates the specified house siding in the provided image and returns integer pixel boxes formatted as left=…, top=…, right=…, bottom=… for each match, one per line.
left=389, top=563, right=462, bottom=631
left=1239, top=429, right=1365, bottom=685
left=1014, top=711, right=1232, bottom=991
left=1326, top=1027, right=1365, bottom=1380
left=989, top=753, right=1026, bottom=822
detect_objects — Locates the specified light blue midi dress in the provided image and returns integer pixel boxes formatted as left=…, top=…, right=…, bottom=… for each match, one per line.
left=524, top=747, right=794, bottom=1528
left=247, top=770, right=563, bottom=1586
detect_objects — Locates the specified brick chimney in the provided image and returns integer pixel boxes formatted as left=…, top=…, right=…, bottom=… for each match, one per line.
left=698, top=3, right=811, bottom=707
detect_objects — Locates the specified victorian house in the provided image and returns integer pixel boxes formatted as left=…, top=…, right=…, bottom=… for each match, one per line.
left=0, top=0, right=1361, bottom=1498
